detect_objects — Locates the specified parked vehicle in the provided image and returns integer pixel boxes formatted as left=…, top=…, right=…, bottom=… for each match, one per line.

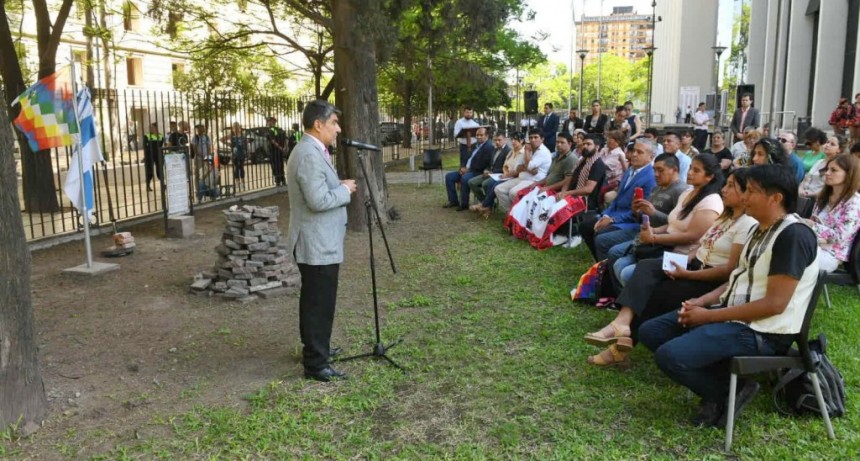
left=379, top=122, right=404, bottom=145
left=217, top=126, right=271, bottom=165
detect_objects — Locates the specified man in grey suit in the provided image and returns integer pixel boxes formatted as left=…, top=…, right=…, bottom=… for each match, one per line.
left=730, top=93, right=761, bottom=142
left=286, top=99, right=357, bottom=382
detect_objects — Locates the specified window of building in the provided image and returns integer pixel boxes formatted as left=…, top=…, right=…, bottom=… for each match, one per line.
left=123, top=2, right=140, bottom=32
left=127, top=57, right=143, bottom=86
left=73, top=50, right=87, bottom=84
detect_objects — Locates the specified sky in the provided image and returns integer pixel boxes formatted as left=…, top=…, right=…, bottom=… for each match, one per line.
left=514, top=0, right=736, bottom=73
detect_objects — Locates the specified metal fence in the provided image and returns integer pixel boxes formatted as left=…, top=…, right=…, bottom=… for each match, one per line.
left=15, top=89, right=474, bottom=242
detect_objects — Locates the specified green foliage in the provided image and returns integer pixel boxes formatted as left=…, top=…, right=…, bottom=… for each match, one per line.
left=518, top=54, right=649, bottom=112
left=378, top=0, right=545, bottom=116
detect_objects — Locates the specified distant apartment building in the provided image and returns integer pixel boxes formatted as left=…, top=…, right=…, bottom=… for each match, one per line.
left=576, top=6, right=654, bottom=69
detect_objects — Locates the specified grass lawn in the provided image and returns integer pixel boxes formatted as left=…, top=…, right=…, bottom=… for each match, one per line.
left=87, top=184, right=860, bottom=459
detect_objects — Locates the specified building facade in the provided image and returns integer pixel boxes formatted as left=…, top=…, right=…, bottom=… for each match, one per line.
left=576, top=6, right=654, bottom=69
left=746, top=0, right=860, bottom=131
left=650, top=0, right=721, bottom=125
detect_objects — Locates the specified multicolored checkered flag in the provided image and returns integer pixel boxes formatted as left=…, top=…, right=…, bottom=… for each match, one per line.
left=12, top=66, right=80, bottom=151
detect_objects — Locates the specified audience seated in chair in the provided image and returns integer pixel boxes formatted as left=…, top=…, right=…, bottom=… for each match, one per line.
left=597, top=130, right=629, bottom=206
left=663, top=131, right=692, bottom=184
left=494, top=129, right=553, bottom=211
left=577, top=139, right=658, bottom=260
left=799, top=133, right=848, bottom=198
left=467, top=132, right=511, bottom=206
left=639, top=164, right=821, bottom=429
left=611, top=154, right=724, bottom=288
left=444, top=127, right=494, bottom=210
left=584, top=168, right=758, bottom=368
left=803, top=154, right=860, bottom=273
left=549, top=134, right=607, bottom=239
left=471, top=132, right=525, bottom=217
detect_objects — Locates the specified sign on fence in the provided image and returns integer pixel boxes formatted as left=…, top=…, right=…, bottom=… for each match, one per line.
left=164, top=149, right=190, bottom=216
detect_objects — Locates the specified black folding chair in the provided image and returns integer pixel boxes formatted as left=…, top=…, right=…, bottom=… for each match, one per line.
left=725, top=271, right=834, bottom=450
left=823, top=231, right=860, bottom=308
left=420, top=148, right=443, bottom=184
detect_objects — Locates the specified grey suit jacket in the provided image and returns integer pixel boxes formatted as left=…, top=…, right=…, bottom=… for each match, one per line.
left=286, top=135, right=352, bottom=265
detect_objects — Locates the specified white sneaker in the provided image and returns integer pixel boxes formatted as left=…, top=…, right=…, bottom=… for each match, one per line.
left=564, top=236, right=583, bottom=249
left=551, top=235, right=568, bottom=246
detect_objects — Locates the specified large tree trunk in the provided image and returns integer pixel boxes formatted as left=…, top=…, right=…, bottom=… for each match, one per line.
left=0, top=90, right=48, bottom=433
left=331, top=0, right=388, bottom=232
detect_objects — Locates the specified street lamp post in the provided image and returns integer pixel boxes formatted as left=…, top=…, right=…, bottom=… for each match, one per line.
left=712, top=45, right=727, bottom=133
left=645, top=46, right=656, bottom=128
left=577, top=49, right=588, bottom=114
left=645, top=1, right=657, bottom=127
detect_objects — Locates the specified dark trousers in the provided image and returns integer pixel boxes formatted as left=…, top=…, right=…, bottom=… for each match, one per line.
left=298, top=263, right=340, bottom=371
left=617, top=258, right=722, bottom=343
left=578, top=216, right=601, bottom=260
left=639, top=310, right=776, bottom=403
left=270, top=148, right=286, bottom=185
left=144, top=150, right=163, bottom=183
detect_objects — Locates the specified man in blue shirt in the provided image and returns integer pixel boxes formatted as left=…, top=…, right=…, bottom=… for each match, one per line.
left=776, top=131, right=806, bottom=183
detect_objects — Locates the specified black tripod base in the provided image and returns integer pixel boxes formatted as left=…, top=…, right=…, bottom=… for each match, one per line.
left=335, top=339, right=405, bottom=371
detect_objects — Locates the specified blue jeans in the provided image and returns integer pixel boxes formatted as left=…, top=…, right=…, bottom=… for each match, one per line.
left=639, top=310, right=776, bottom=403
left=481, top=178, right=501, bottom=208
left=595, top=227, right=638, bottom=261
left=445, top=171, right=478, bottom=208
left=612, top=254, right=637, bottom=287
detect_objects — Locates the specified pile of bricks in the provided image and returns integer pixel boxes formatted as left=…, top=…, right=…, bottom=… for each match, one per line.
left=190, top=205, right=300, bottom=301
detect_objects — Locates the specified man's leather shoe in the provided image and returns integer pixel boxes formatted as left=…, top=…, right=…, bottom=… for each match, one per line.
left=304, top=366, right=347, bottom=382
left=329, top=347, right=342, bottom=358
left=442, top=202, right=458, bottom=208
left=456, top=206, right=468, bottom=211
left=691, top=401, right=724, bottom=428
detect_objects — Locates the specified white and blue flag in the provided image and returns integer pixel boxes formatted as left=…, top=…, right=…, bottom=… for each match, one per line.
left=63, top=88, right=103, bottom=220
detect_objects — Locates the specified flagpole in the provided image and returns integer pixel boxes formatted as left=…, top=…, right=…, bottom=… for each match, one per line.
left=69, top=50, right=94, bottom=269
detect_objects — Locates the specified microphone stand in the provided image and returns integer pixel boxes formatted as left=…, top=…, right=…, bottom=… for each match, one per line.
left=334, top=148, right=404, bottom=370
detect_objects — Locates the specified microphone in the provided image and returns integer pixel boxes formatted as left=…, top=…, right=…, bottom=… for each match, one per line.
left=341, top=138, right=381, bottom=151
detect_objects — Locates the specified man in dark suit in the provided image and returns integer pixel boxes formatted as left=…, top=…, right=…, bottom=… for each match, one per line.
left=444, top=127, right=494, bottom=210
left=285, top=100, right=357, bottom=382
left=561, top=109, right=584, bottom=135
left=730, top=93, right=761, bottom=142
left=467, top=132, right=511, bottom=203
left=538, top=102, right=560, bottom=152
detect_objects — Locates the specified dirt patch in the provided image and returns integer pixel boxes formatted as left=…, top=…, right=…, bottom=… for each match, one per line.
left=6, top=182, right=475, bottom=459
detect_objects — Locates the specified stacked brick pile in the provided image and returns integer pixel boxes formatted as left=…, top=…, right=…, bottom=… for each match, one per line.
left=190, top=205, right=300, bottom=301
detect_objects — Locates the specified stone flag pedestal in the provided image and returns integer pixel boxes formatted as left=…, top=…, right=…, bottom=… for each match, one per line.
left=190, top=205, right=300, bottom=302
left=63, top=261, right=120, bottom=276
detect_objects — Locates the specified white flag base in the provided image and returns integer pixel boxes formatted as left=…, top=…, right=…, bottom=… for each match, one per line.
left=63, top=261, right=120, bottom=276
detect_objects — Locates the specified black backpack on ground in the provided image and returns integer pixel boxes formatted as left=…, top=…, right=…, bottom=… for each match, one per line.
left=773, top=334, right=847, bottom=418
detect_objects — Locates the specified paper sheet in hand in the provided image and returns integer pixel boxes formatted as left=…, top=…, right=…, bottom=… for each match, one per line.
left=489, top=173, right=511, bottom=182
left=662, top=251, right=688, bottom=271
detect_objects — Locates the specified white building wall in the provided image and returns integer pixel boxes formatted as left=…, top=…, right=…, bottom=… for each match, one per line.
left=651, top=0, right=719, bottom=124
left=811, top=1, right=849, bottom=127
left=782, top=0, right=815, bottom=124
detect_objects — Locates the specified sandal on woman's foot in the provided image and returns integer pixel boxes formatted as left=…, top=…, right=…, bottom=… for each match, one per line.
left=595, top=297, right=615, bottom=308
left=584, top=322, right=632, bottom=347
left=587, top=344, right=630, bottom=368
